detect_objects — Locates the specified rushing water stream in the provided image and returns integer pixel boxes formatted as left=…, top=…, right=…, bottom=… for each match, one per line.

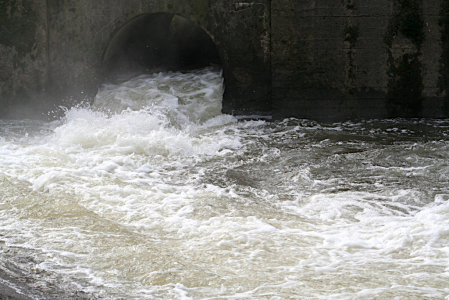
left=1, top=67, right=449, bottom=299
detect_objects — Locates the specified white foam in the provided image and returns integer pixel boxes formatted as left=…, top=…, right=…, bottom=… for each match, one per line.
left=1, top=71, right=449, bottom=299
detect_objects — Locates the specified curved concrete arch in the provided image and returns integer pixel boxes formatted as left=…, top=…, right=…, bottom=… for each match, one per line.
left=101, top=12, right=223, bottom=83
left=96, top=2, right=273, bottom=116
left=0, top=0, right=273, bottom=118
left=140, top=2, right=271, bottom=116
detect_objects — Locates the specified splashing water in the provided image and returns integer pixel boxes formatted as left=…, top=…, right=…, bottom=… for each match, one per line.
left=0, top=67, right=449, bottom=299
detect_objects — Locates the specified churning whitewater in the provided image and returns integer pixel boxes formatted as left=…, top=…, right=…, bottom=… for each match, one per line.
left=1, top=67, right=449, bottom=299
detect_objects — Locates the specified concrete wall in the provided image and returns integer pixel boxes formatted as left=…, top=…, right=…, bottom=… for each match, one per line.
left=272, top=0, right=391, bottom=120
left=272, top=0, right=445, bottom=121
left=0, top=0, right=448, bottom=121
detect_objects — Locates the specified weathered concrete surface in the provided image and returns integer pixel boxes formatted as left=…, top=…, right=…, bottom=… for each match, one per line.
left=0, top=0, right=48, bottom=118
left=271, top=0, right=391, bottom=120
left=271, top=0, right=445, bottom=121
left=0, top=0, right=448, bottom=121
left=421, top=0, right=444, bottom=117
left=213, top=1, right=272, bottom=115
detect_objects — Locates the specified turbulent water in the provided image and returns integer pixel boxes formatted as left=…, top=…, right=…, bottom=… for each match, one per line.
left=1, top=67, right=449, bottom=299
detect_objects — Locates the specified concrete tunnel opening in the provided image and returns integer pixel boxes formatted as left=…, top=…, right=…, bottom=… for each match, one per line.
left=102, top=13, right=222, bottom=83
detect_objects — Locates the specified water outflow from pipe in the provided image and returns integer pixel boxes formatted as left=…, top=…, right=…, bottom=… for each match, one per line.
left=0, top=67, right=449, bottom=299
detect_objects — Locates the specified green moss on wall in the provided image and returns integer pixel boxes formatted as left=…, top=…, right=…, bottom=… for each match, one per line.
left=439, top=0, right=449, bottom=115
left=385, top=0, right=424, bottom=117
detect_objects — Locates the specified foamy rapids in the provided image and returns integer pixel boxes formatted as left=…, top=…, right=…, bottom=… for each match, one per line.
left=0, top=67, right=449, bottom=299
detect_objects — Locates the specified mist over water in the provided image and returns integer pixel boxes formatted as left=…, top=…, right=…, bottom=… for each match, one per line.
left=1, top=67, right=449, bottom=299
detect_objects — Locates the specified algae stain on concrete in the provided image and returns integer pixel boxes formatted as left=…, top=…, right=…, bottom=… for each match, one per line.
left=385, top=0, right=425, bottom=117
left=387, top=53, right=424, bottom=116
left=344, top=25, right=359, bottom=94
left=439, top=0, right=449, bottom=115
left=344, top=25, right=359, bottom=48
left=343, top=0, right=359, bottom=95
